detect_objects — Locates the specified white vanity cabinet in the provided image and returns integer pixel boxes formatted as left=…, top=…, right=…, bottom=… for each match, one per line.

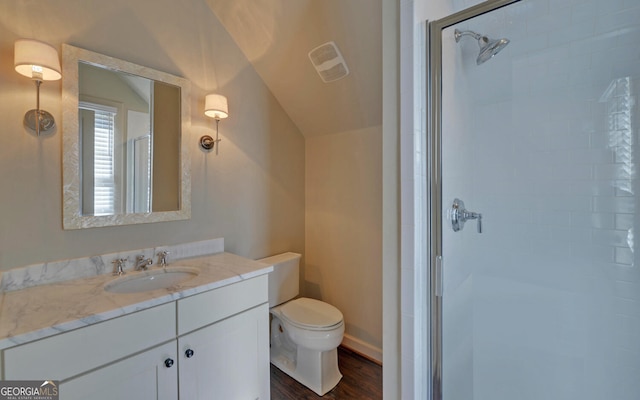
left=1, top=275, right=270, bottom=400
left=61, top=341, right=178, bottom=400
left=176, top=274, right=270, bottom=400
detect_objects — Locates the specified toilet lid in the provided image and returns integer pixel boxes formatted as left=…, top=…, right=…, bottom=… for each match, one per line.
left=280, top=298, right=343, bottom=330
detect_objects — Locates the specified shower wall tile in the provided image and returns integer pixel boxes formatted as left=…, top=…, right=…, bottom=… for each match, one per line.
left=594, top=164, right=634, bottom=180
left=615, top=247, right=634, bottom=265
left=612, top=60, right=640, bottom=79
left=536, top=210, right=572, bottom=226
left=592, top=197, right=636, bottom=214
left=596, top=7, right=640, bottom=34
left=573, top=244, right=615, bottom=264
left=614, top=213, right=634, bottom=230
left=592, top=229, right=631, bottom=248
left=507, top=0, right=549, bottom=24
left=526, top=7, right=571, bottom=34
left=623, top=0, right=640, bottom=8
left=571, top=212, right=615, bottom=229
left=616, top=314, right=640, bottom=350
left=592, top=51, right=639, bottom=77
left=569, top=180, right=615, bottom=196
left=553, top=21, right=594, bottom=48
left=570, top=148, right=614, bottom=165
left=615, top=281, right=640, bottom=301
left=616, top=298, right=640, bottom=317
left=569, top=227, right=593, bottom=245
left=509, top=31, right=551, bottom=57
left=548, top=0, right=577, bottom=12
left=434, top=0, right=640, bottom=398
left=613, top=264, right=640, bottom=283
left=570, top=1, right=596, bottom=24
left=596, top=0, right=627, bottom=14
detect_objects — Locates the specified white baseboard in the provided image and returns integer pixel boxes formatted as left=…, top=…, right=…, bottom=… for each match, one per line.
left=341, top=333, right=382, bottom=365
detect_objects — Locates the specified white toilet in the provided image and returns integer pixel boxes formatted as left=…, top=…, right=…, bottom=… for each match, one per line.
left=258, top=252, right=344, bottom=396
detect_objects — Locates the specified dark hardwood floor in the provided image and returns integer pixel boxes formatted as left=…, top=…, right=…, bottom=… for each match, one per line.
left=270, top=347, right=382, bottom=399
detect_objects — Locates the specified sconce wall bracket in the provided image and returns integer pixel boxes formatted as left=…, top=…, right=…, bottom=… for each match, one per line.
left=24, top=109, right=56, bottom=135
left=199, top=135, right=220, bottom=151
left=199, top=118, right=222, bottom=154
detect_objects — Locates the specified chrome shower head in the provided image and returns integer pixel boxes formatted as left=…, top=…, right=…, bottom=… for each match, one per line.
left=454, top=29, right=510, bottom=65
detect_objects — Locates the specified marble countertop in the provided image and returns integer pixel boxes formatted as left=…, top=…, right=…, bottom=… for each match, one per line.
left=0, top=252, right=272, bottom=350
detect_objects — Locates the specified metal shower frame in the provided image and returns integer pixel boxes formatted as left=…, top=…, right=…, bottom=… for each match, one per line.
left=426, top=1, right=521, bottom=399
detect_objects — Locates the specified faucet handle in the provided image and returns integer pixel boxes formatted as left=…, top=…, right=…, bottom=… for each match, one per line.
left=112, top=258, right=127, bottom=276
left=157, top=251, right=170, bottom=268
left=112, top=258, right=127, bottom=265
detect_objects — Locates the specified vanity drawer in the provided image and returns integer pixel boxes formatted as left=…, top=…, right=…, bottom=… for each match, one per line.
left=3, top=302, right=176, bottom=381
left=177, top=275, right=268, bottom=335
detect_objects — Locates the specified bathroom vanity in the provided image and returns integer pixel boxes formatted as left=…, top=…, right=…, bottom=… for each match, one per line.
left=0, top=244, right=271, bottom=400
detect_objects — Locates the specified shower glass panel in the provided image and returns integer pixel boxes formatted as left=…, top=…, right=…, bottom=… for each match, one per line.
left=435, top=1, right=640, bottom=399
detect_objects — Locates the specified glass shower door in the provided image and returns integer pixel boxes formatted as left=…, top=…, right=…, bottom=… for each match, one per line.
left=432, top=1, right=640, bottom=399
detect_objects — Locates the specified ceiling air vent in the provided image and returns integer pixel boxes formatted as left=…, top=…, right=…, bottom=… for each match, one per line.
left=308, top=41, right=349, bottom=83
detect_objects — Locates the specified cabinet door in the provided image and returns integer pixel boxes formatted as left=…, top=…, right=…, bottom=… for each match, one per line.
left=178, top=303, right=270, bottom=400
left=61, top=341, right=178, bottom=400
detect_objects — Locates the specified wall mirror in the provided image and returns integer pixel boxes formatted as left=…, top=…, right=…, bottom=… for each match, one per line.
left=62, top=44, right=191, bottom=229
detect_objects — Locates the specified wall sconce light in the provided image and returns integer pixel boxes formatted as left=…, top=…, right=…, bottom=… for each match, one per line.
left=14, top=39, right=62, bottom=136
left=200, top=94, right=228, bottom=154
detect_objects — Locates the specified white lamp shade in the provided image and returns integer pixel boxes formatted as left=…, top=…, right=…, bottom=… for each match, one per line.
left=14, top=39, right=61, bottom=81
left=204, top=94, right=228, bottom=119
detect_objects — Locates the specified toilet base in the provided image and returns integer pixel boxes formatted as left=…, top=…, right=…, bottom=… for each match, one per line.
left=271, top=346, right=343, bottom=396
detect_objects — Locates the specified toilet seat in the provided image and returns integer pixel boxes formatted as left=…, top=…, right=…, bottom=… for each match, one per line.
left=280, top=298, right=343, bottom=331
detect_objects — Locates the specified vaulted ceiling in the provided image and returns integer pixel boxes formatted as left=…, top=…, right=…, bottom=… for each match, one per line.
left=205, top=0, right=382, bottom=138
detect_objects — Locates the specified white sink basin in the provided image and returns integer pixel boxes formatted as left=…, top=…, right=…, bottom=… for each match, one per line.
left=105, top=267, right=199, bottom=294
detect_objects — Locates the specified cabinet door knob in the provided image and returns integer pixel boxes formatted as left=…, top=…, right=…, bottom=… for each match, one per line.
left=164, top=358, right=174, bottom=368
left=185, top=349, right=195, bottom=358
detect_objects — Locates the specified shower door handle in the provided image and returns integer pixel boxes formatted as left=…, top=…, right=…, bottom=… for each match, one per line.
left=449, top=198, right=482, bottom=233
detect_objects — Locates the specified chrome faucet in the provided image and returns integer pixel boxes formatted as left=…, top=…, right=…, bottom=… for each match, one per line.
left=157, top=251, right=170, bottom=269
left=112, top=258, right=127, bottom=276
left=135, top=255, right=153, bottom=271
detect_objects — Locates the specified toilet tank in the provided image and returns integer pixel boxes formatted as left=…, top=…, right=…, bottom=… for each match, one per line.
left=258, top=252, right=301, bottom=307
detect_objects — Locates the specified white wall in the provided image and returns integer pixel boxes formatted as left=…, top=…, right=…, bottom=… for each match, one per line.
left=0, top=0, right=305, bottom=271
left=399, top=0, right=424, bottom=396
left=382, top=0, right=401, bottom=397
left=305, top=125, right=383, bottom=360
